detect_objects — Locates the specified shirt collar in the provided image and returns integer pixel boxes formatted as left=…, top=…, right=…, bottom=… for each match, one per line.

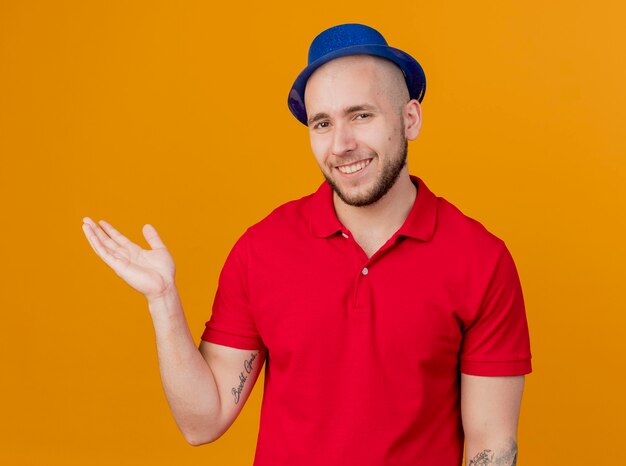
left=308, top=174, right=438, bottom=242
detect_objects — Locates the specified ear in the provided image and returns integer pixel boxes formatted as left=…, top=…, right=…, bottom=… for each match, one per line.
left=403, top=99, right=422, bottom=140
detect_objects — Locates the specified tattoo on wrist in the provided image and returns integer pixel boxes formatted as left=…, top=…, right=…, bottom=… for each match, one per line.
left=231, top=352, right=258, bottom=404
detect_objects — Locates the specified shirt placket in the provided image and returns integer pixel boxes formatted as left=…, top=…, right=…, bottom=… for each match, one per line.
left=339, top=229, right=404, bottom=315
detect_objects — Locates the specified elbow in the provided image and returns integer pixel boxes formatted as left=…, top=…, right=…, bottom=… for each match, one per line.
left=179, top=411, right=230, bottom=446
left=182, top=422, right=228, bottom=446
left=186, top=436, right=213, bottom=447
left=184, top=431, right=220, bottom=446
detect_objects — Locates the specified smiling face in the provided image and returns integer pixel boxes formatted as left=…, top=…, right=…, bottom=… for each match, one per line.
left=304, top=54, right=420, bottom=207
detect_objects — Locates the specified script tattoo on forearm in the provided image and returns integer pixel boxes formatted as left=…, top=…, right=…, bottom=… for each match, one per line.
left=469, top=441, right=518, bottom=466
left=231, top=352, right=258, bottom=404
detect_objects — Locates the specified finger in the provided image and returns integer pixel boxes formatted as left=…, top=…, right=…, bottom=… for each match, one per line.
left=83, top=218, right=119, bottom=251
left=83, top=216, right=111, bottom=243
left=82, top=223, right=101, bottom=254
left=83, top=223, right=107, bottom=257
left=82, top=223, right=123, bottom=269
left=98, top=219, right=139, bottom=252
left=142, top=223, right=166, bottom=250
left=83, top=216, right=100, bottom=231
left=82, top=218, right=124, bottom=261
left=82, top=219, right=105, bottom=251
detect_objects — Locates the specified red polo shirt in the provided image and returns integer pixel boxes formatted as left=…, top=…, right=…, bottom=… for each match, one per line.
left=201, top=175, right=532, bottom=466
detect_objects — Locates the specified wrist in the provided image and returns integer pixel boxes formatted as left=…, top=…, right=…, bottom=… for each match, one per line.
left=146, top=281, right=178, bottom=304
left=147, top=283, right=181, bottom=317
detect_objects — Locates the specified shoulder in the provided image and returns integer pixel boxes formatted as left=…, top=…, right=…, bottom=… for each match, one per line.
left=439, top=197, right=504, bottom=240
left=240, top=189, right=317, bottom=243
left=430, top=192, right=522, bottom=322
left=434, top=193, right=509, bottom=266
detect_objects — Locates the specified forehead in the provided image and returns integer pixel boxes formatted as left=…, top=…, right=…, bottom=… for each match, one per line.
left=303, top=55, right=393, bottom=114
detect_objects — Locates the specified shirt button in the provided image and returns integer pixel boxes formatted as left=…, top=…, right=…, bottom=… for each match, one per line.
left=341, top=232, right=349, bottom=238
left=361, top=267, right=369, bottom=276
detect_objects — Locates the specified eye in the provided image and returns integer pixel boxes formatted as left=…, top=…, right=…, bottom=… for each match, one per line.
left=313, top=121, right=331, bottom=130
left=354, top=113, right=371, bottom=120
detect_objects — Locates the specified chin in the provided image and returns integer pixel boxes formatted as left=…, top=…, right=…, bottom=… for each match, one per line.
left=322, top=169, right=382, bottom=205
left=335, top=185, right=382, bottom=207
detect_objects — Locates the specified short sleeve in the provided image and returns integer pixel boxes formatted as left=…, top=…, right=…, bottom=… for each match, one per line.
left=460, top=242, right=532, bottom=376
left=201, top=231, right=265, bottom=350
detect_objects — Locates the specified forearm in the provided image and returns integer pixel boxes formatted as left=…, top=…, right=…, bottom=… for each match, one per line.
left=147, top=286, right=222, bottom=445
left=466, top=438, right=518, bottom=466
left=461, top=374, right=524, bottom=466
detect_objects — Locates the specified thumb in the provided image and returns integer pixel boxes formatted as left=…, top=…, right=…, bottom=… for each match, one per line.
left=142, top=223, right=166, bottom=250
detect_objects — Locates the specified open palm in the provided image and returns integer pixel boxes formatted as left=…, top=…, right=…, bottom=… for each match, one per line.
left=82, top=217, right=176, bottom=301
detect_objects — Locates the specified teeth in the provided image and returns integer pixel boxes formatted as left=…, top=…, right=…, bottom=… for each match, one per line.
left=337, top=159, right=371, bottom=174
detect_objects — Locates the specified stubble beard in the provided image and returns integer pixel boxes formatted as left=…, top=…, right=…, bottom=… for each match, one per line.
left=322, top=136, right=408, bottom=207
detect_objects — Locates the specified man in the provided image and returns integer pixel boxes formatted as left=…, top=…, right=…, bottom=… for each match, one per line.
left=82, top=23, right=531, bottom=466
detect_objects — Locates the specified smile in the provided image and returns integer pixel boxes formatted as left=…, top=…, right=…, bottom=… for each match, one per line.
left=336, top=158, right=372, bottom=175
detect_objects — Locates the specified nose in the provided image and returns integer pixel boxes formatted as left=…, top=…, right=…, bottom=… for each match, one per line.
left=330, top=121, right=357, bottom=156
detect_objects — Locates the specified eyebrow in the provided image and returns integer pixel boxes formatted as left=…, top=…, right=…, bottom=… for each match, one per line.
left=307, top=104, right=379, bottom=126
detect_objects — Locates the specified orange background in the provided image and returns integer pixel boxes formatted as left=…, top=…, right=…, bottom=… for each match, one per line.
left=1, top=1, right=625, bottom=464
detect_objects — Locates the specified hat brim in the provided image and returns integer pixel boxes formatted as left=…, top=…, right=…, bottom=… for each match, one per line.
left=288, top=44, right=426, bottom=126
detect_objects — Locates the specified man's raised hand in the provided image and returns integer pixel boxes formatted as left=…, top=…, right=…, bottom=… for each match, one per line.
left=81, top=217, right=176, bottom=301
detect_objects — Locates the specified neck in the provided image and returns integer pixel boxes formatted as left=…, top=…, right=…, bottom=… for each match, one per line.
left=333, top=170, right=417, bottom=237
